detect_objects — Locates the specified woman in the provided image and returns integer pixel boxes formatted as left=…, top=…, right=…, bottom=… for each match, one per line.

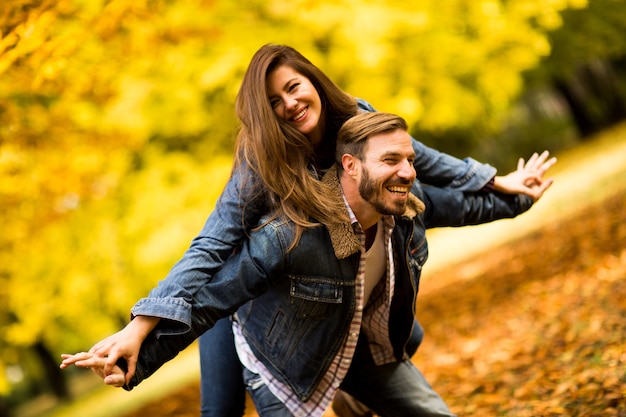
left=62, top=44, right=554, bottom=416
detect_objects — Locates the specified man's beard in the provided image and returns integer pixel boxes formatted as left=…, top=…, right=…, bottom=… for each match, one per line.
left=359, top=168, right=408, bottom=216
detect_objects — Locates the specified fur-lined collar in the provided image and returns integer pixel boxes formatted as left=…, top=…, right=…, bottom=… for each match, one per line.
left=321, top=165, right=425, bottom=259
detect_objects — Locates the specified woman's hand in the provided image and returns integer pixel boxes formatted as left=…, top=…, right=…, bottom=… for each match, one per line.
left=60, top=315, right=160, bottom=386
left=60, top=352, right=126, bottom=387
left=493, top=151, right=557, bottom=201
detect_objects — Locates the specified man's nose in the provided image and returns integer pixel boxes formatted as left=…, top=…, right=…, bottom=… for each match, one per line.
left=398, top=160, right=416, bottom=181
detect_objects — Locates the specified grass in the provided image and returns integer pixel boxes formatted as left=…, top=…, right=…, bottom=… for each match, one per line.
left=27, top=121, right=626, bottom=417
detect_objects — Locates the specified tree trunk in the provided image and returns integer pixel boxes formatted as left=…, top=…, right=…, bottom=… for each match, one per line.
left=553, top=58, right=626, bottom=137
left=0, top=396, right=11, bottom=417
left=33, top=340, right=71, bottom=400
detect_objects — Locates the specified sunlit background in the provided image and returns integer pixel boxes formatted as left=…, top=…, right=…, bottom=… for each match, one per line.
left=1, top=0, right=626, bottom=416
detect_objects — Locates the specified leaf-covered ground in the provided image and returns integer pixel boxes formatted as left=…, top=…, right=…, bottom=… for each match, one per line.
left=414, top=188, right=626, bottom=417
left=123, top=189, right=626, bottom=417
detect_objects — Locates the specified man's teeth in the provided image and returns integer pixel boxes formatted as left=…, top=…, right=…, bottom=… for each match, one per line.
left=387, top=186, right=408, bottom=193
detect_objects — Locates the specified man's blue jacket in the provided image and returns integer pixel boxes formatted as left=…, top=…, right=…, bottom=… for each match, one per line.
left=124, top=166, right=533, bottom=399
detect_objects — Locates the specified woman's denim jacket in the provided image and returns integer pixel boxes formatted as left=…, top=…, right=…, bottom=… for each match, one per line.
left=124, top=166, right=532, bottom=397
left=131, top=99, right=497, bottom=329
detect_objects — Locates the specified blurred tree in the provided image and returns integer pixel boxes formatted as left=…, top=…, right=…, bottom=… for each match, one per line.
left=0, top=0, right=613, bottom=408
left=407, top=0, right=626, bottom=169
left=528, top=0, right=626, bottom=137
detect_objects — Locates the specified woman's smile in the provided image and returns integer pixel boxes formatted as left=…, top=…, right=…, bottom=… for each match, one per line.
left=267, top=65, right=324, bottom=147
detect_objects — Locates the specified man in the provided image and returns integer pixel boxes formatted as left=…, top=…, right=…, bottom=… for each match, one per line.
left=63, top=112, right=551, bottom=416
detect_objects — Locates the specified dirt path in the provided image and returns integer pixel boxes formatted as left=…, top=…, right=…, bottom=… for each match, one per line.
left=122, top=189, right=626, bottom=417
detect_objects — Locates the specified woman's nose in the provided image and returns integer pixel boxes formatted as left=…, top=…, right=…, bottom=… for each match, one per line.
left=285, top=96, right=298, bottom=111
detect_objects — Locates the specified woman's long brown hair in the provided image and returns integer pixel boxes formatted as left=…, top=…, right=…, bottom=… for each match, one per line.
left=234, top=44, right=358, bottom=248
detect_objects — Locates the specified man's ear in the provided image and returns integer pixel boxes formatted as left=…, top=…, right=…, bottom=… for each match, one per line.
left=341, top=154, right=359, bottom=176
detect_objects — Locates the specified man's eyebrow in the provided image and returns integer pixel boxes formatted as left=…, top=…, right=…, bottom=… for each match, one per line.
left=379, top=150, right=416, bottom=159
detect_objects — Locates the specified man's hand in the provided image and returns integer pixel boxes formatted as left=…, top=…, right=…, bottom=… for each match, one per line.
left=494, top=151, right=557, bottom=201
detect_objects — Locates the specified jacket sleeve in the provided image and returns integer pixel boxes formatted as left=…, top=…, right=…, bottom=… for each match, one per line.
left=420, top=184, right=534, bottom=229
left=122, top=220, right=286, bottom=390
left=357, top=98, right=497, bottom=190
left=131, top=163, right=266, bottom=333
left=136, top=214, right=285, bottom=336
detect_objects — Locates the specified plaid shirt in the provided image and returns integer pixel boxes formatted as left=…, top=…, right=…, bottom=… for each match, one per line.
left=233, top=201, right=397, bottom=417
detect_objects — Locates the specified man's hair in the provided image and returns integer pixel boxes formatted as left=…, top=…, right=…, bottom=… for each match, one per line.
left=335, top=112, right=408, bottom=171
left=233, top=44, right=358, bottom=248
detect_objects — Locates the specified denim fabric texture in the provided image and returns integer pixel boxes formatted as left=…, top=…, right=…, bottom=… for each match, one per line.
left=130, top=99, right=497, bottom=332
left=198, top=313, right=424, bottom=416
left=122, top=165, right=532, bottom=395
left=242, top=367, right=294, bottom=417
left=340, top=357, right=457, bottom=417
left=199, top=318, right=245, bottom=417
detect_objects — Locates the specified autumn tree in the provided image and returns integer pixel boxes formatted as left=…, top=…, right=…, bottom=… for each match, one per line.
left=528, top=0, right=626, bottom=137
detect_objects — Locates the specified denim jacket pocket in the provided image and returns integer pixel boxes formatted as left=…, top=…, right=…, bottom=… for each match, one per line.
left=289, top=275, right=344, bottom=319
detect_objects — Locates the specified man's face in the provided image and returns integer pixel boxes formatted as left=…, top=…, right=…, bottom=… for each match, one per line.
left=357, top=129, right=416, bottom=216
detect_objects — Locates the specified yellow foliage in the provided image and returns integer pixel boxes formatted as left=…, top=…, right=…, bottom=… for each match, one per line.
left=0, top=0, right=592, bottom=397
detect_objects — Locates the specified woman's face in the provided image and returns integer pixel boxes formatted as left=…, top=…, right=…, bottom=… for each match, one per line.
left=267, top=65, right=324, bottom=148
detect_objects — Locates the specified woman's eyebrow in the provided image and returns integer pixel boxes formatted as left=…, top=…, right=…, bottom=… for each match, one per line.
left=282, top=77, right=299, bottom=90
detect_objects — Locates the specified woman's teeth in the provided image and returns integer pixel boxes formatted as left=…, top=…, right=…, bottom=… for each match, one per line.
left=294, top=108, right=307, bottom=121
